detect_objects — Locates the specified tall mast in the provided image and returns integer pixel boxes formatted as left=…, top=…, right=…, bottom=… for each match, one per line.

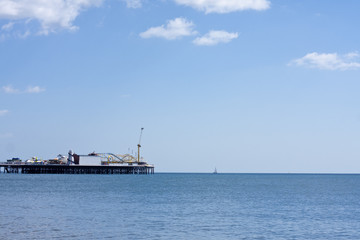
left=137, top=128, right=144, bottom=163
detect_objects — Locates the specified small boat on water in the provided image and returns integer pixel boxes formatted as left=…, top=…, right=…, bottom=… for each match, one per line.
left=213, top=167, right=217, bottom=174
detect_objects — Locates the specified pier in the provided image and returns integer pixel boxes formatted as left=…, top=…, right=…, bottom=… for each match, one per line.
left=0, top=163, right=154, bottom=175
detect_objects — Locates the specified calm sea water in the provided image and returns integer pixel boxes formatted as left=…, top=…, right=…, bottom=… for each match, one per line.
left=0, top=173, right=359, bottom=239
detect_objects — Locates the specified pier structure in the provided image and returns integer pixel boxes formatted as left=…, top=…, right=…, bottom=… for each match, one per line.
left=1, top=128, right=155, bottom=175
left=0, top=163, right=154, bottom=175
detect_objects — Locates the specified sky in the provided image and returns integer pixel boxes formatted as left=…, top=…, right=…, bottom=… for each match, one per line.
left=1, top=0, right=360, bottom=173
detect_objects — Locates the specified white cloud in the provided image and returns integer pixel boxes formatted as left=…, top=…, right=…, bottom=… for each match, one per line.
left=0, top=0, right=104, bottom=35
left=174, top=0, right=270, bottom=13
left=193, top=30, right=238, bottom=46
left=290, top=52, right=360, bottom=71
left=123, top=0, right=142, bottom=8
left=2, top=85, right=19, bottom=93
left=1, top=21, right=14, bottom=31
left=25, top=86, right=45, bottom=93
left=2, top=85, right=45, bottom=93
left=18, top=29, right=30, bottom=38
left=140, top=17, right=197, bottom=40
left=345, top=52, right=359, bottom=59
left=0, top=109, right=9, bottom=116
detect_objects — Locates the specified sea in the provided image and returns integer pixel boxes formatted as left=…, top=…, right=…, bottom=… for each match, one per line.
left=0, top=173, right=359, bottom=239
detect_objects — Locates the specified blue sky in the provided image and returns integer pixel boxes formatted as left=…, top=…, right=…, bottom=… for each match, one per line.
left=1, top=0, right=360, bottom=173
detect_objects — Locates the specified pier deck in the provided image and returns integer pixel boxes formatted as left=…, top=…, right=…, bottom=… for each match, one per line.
left=0, top=164, right=154, bottom=174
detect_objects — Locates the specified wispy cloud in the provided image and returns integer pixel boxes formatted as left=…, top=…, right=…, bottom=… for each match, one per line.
left=0, top=132, right=13, bottom=138
left=193, top=30, right=238, bottom=46
left=0, top=109, right=9, bottom=116
left=2, top=85, right=19, bottom=93
left=123, top=0, right=142, bottom=8
left=345, top=52, right=359, bottom=59
left=289, top=52, right=360, bottom=71
left=174, top=0, right=270, bottom=13
left=140, top=17, right=197, bottom=40
left=0, top=0, right=104, bottom=35
left=120, top=94, right=131, bottom=98
left=1, top=22, right=14, bottom=31
left=2, top=85, right=46, bottom=94
left=25, top=86, right=45, bottom=93
left=18, top=30, right=31, bottom=39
